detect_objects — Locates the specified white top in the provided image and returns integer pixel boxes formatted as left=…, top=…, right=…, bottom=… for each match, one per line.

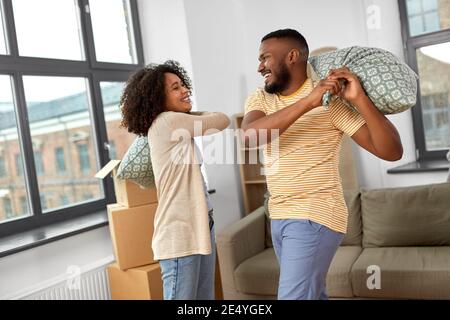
left=148, top=111, right=230, bottom=260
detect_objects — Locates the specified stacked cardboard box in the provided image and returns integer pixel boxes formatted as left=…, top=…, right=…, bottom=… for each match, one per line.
left=95, top=160, right=162, bottom=300
left=96, top=160, right=224, bottom=300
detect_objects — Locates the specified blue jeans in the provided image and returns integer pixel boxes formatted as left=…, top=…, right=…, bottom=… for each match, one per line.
left=159, top=210, right=215, bottom=300
left=271, top=219, right=344, bottom=300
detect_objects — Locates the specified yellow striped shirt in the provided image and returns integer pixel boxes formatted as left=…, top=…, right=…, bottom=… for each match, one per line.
left=244, top=78, right=365, bottom=233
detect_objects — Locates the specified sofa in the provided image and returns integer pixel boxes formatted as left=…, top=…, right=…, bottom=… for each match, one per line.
left=216, top=182, right=450, bottom=299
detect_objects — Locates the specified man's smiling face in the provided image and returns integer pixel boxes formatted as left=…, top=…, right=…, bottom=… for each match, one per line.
left=258, top=38, right=292, bottom=94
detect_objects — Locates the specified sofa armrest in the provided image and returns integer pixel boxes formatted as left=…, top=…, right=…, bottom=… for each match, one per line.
left=216, top=207, right=266, bottom=296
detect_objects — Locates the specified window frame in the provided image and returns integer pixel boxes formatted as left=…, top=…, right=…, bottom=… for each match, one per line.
left=0, top=0, right=144, bottom=238
left=398, top=0, right=450, bottom=160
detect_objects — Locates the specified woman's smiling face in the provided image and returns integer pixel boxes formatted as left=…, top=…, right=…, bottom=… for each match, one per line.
left=164, top=72, right=192, bottom=113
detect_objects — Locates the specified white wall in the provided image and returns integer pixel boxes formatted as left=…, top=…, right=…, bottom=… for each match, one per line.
left=0, top=227, right=113, bottom=299
left=183, top=0, right=249, bottom=231
left=137, top=0, right=194, bottom=81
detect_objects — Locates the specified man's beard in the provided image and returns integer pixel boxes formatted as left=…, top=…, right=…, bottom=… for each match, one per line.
left=264, top=62, right=291, bottom=94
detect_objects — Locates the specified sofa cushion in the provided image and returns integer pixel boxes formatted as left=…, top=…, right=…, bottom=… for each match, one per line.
left=341, top=190, right=362, bottom=246
left=234, top=248, right=279, bottom=296
left=351, top=247, right=450, bottom=299
left=234, top=246, right=361, bottom=298
left=326, top=246, right=362, bottom=298
left=361, top=182, right=450, bottom=247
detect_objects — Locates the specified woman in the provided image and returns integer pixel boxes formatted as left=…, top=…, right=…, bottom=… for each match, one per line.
left=120, top=60, right=230, bottom=300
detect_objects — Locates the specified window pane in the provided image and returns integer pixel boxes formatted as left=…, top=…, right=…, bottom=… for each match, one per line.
left=34, top=151, right=44, bottom=175
left=406, top=0, right=449, bottom=36
left=424, top=12, right=440, bottom=32
left=422, top=0, right=438, bottom=11
left=89, top=0, right=137, bottom=64
left=0, top=3, right=7, bottom=55
left=100, top=82, right=136, bottom=159
left=409, top=15, right=425, bottom=36
left=416, top=42, right=450, bottom=151
left=60, top=195, right=69, bottom=206
left=55, top=147, right=66, bottom=174
left=407, top=0, right=422, bottom=15
left=12, top=0, right=84, bottom=60
left=0, top=75, right=30, bottom=223
left=23, top=76, right=104, bottom=213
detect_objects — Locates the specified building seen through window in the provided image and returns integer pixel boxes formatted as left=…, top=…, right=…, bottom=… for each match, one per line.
left=401, top=0, right=450, bottom=159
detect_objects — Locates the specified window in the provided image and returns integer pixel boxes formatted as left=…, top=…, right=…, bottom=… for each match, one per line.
left=40, top=194, right=47, bottom=211
left=19, top=196, right=27, bottom=215
left=23, top=76, right=103, bottom=212
left=34, top=151, right=44, bottom=175
left=77, top=144, right=91, bottom=174
left=89, top=0, right=137, bottom=64
left=0, top=75, right=29, bottom=223
left=82, top=192, right=93, bottom=200
left=0, top=0, right=143, bottom=239
left=109, top=140, right=117, bottom=160
left=0, top=2, right=7, bottom=55
left=399, top=0, right=450, bottom=160
left=55, top=147, right=66, bottom=174
left=59, top=195, right=69, bottom=206
left=15, top=154, right=22, bottom=176
left=3, top=198, right=12, bottom=218
left=405, top=0, right=449, bottom=36
left=12, top=0, right=84, bottom=60
left=0, top=156, right=6, bottom=177
left=100, top=82, right=136, bottom=160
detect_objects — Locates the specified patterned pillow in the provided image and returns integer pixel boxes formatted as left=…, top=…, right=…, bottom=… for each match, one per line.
left=116, top=136, right=155, bottom=188
left=308, top=46, right=418, bottom=114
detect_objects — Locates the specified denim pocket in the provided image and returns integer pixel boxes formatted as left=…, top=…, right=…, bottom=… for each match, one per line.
left=307, top=220, right=325, bottom=233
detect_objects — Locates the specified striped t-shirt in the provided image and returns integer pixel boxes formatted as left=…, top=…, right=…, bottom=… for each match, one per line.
left=244, top=78, right=365, bottom=233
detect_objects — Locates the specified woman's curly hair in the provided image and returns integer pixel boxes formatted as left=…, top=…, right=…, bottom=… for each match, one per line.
left=120, top=60, right=192, bottom=136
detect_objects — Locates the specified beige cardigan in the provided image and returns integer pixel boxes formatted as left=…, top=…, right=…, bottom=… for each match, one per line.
left=148, top=111, right=230, bottom=260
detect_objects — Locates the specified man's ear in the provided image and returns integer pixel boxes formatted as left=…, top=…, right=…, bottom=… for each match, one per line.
left=287, top=49, right=300, bottom=64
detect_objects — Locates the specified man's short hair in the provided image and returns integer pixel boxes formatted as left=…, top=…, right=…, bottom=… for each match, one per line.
left=261, top=29, right=309, bottom=60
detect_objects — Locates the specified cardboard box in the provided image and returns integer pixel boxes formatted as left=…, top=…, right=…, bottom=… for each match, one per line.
left=95, top=160, right=157, bottom=207
left=107, top=262, right=163, bottom=300
left=108, top=203, right=158, bottom=270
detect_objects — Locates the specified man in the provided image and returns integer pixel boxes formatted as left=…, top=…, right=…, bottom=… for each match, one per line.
left=241, top=29, right=403, bottom=300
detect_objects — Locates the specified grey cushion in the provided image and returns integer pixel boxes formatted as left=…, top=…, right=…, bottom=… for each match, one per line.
left=116, top=136, right=155, bottom=188
left=361, top=182, right=450, bottom=247
left=308, top=46, right=418, bottom=115
left=341, top=190, right=362, bottom=246
left=234, top=248, right=279, bottom=296
left=234, top=246, right=362, bottom=298
left=327, top=246, right=362, bottom=298
left=351, top=247, right=450, bottom=299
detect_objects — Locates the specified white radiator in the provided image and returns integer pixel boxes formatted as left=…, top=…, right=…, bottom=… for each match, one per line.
left=12, top=256, right=114, bottom=300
